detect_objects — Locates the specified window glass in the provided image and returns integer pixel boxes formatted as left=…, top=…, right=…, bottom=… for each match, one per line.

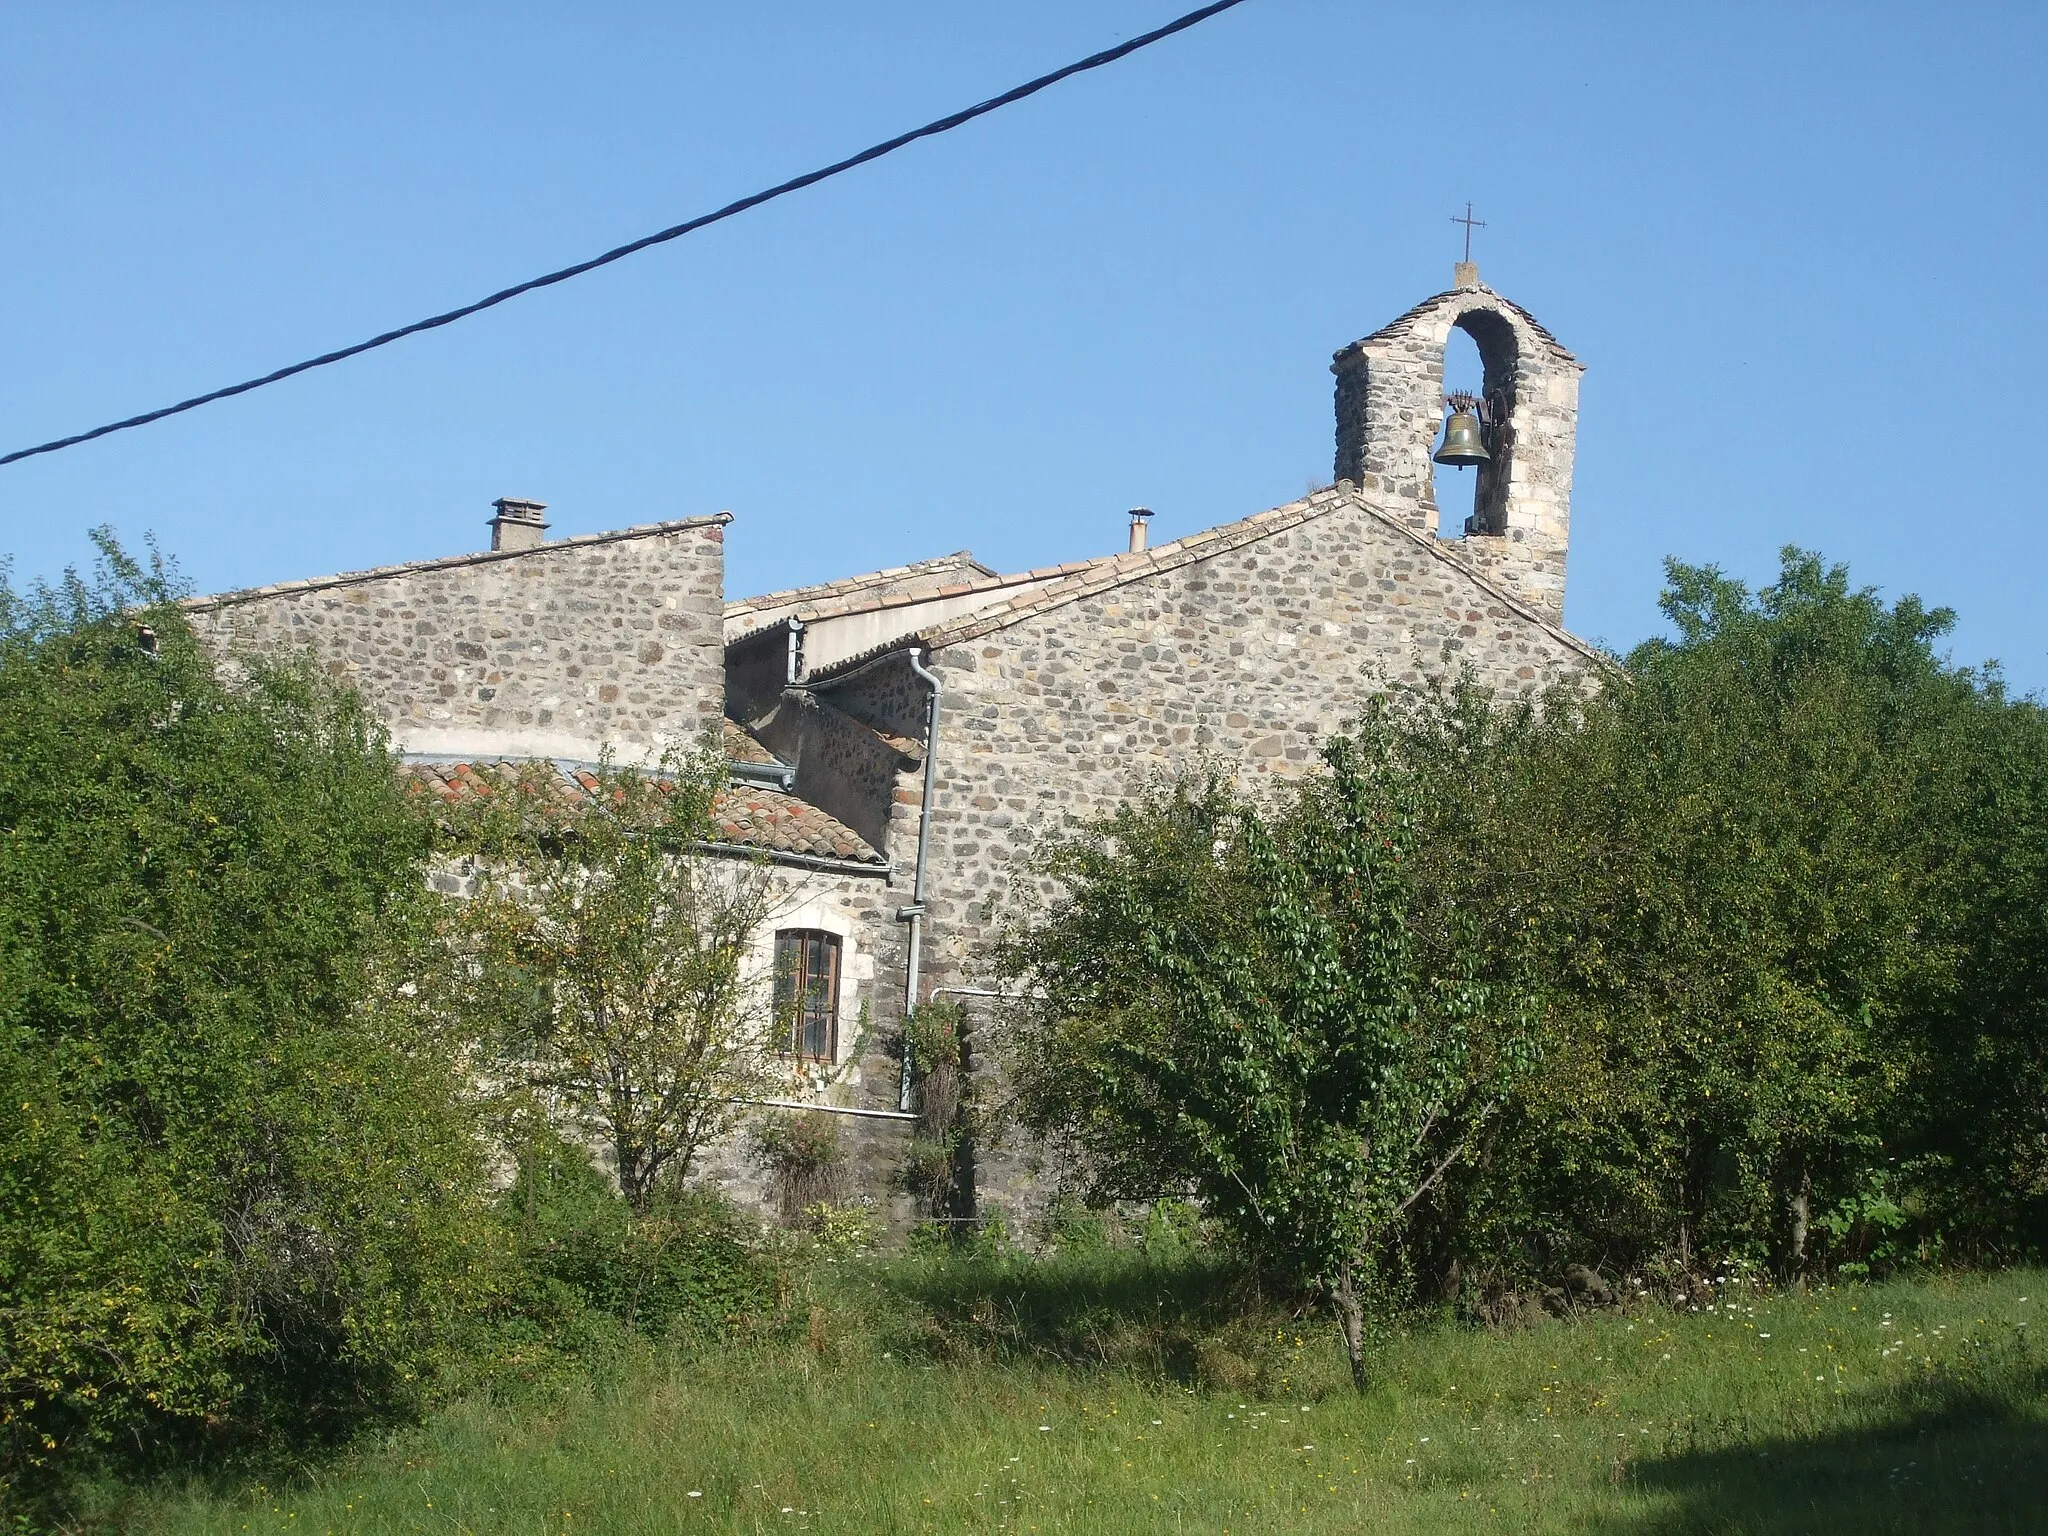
left=774, top=929, right=841, bottom=1060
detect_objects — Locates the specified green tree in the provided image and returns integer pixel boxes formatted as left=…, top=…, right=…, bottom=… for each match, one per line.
left=0, top=535, right=490, bottom=1511
left=998, top=729, right=1533, bottom=1388
left=444, top=752, right=780, bottom=1214
left=1407, top=549, right=2048, bottom=1280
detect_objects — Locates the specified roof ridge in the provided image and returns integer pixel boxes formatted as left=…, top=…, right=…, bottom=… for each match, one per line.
left=183, top=513, right=733, bottom=612
left=804, top=485, right=1603, bottom=676
left=903, top=487, right=1350, bottom=655
left=726, top=550, right=998, bottom=620
left=764, top=566, right=1056, bottom=628
left=1339, top=285, right=1579, bottom=367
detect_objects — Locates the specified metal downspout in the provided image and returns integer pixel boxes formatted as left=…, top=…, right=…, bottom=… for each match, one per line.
left=899, top=645, right=943, bottom=1111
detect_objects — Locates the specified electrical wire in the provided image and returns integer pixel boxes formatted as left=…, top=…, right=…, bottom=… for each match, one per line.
left=1, top=0, right=1250, bottom=470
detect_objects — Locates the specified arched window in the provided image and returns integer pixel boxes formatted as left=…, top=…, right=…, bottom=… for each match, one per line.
left=1433, top=325, right=1487, bottom=539
left=1430, top=309, right=1520, bottom=540
left=774, top=929, right=841, bottom=1060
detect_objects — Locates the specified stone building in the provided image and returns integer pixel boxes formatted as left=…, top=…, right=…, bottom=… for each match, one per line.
left=186, top=270, right=1601, bottom=1223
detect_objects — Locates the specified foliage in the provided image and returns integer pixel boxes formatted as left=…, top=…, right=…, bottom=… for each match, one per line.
left=997, top=730, right=1536, bottom=1386
left=803, top=1198, right=883, bottom=1256
left=0, top=534, right=492, bottom=1514
left=749, top=1111, right=848, bottom=1226
left=441, top=751, right=780, bottom=1213
left=1395, top=548, right=2048, bottom=1284
left=897, top=1001, right=972, bottom=1219
left=488, top=1130, right=788, bottom=1358
left=997, top=546, right=2048, bottom=1354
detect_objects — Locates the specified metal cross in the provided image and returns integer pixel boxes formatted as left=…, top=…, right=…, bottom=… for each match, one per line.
left=1451, top=201, right=1486, bottom=262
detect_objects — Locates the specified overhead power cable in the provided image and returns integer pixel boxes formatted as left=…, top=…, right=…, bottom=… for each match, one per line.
left=2, top=0, right=1250, bottom=470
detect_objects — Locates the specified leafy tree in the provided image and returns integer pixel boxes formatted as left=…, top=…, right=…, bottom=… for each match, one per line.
left=0, top=535, right=491, bottom=1511
left=1406, top=549, right=2048, bottom=1280
left=998, top=545, right=2048, bottom=1339
left=997, top=730, right=1533, bottom=1388
left=443, top=752, right=780, bottom=1213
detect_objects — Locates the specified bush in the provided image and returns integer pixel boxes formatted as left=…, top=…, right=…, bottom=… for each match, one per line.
left=492, top=1131, right=790, bottom=1356
left=0, top=536, right=492, bottom=1515
left=749, top=1111, right=849, bottom=1226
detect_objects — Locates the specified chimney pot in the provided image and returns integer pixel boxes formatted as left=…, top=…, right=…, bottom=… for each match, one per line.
left=1127, top=507, right=1154, bottom=553
left=489, top=497, right=549, bottom=552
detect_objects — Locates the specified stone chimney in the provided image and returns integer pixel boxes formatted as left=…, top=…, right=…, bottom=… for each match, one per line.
left=1127, top=507, right=1154, bottom=553
left=489, top=497, right=549, bottom=552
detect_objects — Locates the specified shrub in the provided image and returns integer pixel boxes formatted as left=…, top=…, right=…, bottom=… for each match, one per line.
left=897, top=1002, right=972, bottom=1220
left=750, top=1111, right=849, bottom=1226
left=0, top=536, right=491, bottom=1514
left=494, top=1131, right=789, bottom=1350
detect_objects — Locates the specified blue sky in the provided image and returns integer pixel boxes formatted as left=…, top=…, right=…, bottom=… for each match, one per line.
left=3, top=4, right=2044, bottom=684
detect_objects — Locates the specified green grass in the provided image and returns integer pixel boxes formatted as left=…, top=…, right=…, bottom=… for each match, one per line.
left=132, top=1260, right=2046, bottom=1535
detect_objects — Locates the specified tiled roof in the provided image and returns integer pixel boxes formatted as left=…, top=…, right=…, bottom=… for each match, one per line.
left=801, top=484, right=1603, bottom=679
left=708, top=784, right=884, bottom=865
left=725, top=551, right=998, bottom=627
left=183, top=514, right=732, bottom=612
left=721, top=717, right=784, bottom=767
left=722, top=567, right=1059, bottom=652
left=400, top=758, right=885, bottom=868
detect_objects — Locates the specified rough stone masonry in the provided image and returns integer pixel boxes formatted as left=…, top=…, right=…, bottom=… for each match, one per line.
left=188, top=269, right=1602, bottom=1226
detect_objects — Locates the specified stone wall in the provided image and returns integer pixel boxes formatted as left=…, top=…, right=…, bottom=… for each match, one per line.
left=724, top=620, right=794, bottom=725
left=184, top=517, right=731, bottom=762
left=1331, top=278, right=1581, bottom=623
left=904, top=487, right=1599, bottom=1220
left=750, top=690, right=911, bottom=854
left=690, top=860, right=916, bottom=1226
left=819, top=648, right=934, bottom=744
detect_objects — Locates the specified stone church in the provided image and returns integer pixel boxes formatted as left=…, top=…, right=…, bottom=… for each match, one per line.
left=185, top=268, right=1599, bottom=1222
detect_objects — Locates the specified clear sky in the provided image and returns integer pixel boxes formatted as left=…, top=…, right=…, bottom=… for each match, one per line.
left=3, top=4, right=2044, bottom=684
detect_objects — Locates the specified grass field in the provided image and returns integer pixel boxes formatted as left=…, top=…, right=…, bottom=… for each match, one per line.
left=132, top=1258, right=2045, bottom=1535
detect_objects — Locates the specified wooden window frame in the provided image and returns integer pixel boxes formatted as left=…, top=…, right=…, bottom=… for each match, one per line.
left=774, top=928, right=842, bottom=1062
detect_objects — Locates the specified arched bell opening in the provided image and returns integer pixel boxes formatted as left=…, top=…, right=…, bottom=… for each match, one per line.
left=1432, top=326, right=1485, bottom=539
left=1430, top=309, right=1519, bottom=539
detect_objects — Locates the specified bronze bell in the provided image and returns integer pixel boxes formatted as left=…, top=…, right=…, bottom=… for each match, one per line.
left=1433, top=407, right=1489, bottom=467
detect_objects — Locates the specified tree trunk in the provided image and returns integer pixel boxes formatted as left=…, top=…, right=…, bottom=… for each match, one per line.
left=1331, top=1261, right=1367, bottom=1393
left=1789, top=1164, right=1812, bottom=1289
left=618, top=1139, right=650, bottom=1215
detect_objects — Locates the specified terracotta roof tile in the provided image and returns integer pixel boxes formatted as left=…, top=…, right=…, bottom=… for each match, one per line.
left=721, top=717, right=784, bottom=767
left=400, top=757, right=885, bottom=868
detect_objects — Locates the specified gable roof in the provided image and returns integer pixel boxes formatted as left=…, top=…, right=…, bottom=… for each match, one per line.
left=799, top=485, right=1600, bottom=682
left=914, top=490, right=1347, bottom=653
left=1342, top=283, right=1580, bottom=367
left=725, top=550, right=999, bottom=632
left=184, top=514, right=732, bottom=612
left=402, top=756, right=886, bottom=870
